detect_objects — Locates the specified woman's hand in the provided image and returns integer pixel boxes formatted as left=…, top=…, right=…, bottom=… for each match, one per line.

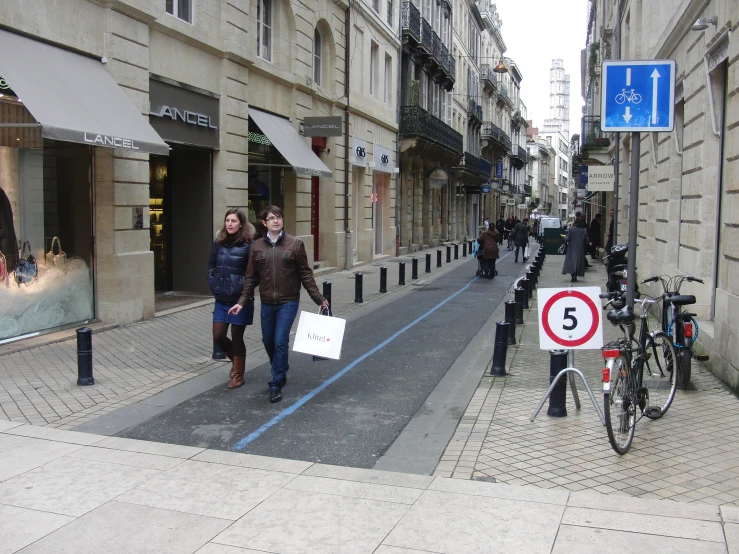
left=228, top=304, right=243, bottom=315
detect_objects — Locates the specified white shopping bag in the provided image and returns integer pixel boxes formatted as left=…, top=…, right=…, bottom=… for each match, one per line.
left=292, top=309, right=346, bottom=360
left=524, top=244, right=530, bottom=259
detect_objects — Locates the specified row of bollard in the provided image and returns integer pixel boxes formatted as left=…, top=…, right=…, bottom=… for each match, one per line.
left=491, top=247, right=546, bottom=378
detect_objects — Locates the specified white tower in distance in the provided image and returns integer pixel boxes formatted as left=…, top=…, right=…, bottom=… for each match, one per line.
left=545, top=58, right=570, bottom=137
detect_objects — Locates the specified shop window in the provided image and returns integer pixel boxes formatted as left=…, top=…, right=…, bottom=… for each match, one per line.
left=387, top=0, right=393, bottom=26
left=166, top=0, right=193, bottom=23
left=257, top=0, right=272, bottom=62
left=313, top=28, right=322, bottom=86
left=370, top=42, right=379, bottom=97
left=384, top=54, right=392, bottom=105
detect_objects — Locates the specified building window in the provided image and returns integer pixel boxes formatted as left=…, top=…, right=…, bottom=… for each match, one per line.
left=166, top=0, right=192, bottom=22
left=384, top=54, right=392, bottom=104
left=387, top=0, right=393, bottom=26
left=313, top=28, right=322, bottom=86
left=370, top=42, right=379, bottom=97
left=373, top=0, right=379, bottom=12
left=257, top=0, right=272, bottom=62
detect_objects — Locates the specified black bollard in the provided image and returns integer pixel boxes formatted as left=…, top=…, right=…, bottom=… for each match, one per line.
left=454, top=244, right=459, bottom=260
left=521, top=279, right=530, bottom=309
left=547, top=350, right=569, bottom=417
left=514, top=288, right=525, bottom=324
left=380, top=266, right=387, bottom=293
left=425, top=253, right=431, bottom=273
left=399, top=262, right=406, bottom=285
left=76, top=327, right=94, bottom=386
left=463, top=242, right=467, bottom=257
left=446, top=245, right=451, bottom=263
left=527, top=270, right=535, bottom=293
left=412, top=257, right=419, bottom=280
left=491, top=321, right=510, bottom=376
left=504, top=300, right=517, bottom=345
left=437, top=249, right=442, bottom=268
left=355, top=272, right=363, bottom=303
left=323, top=281, right=332, bottom=308
left=212, top=340, right=227, bottom=360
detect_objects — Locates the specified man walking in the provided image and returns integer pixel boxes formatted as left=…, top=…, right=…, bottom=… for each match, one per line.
left=605, top=208, right=615, bottom=254
left=230, top=205, right=328, bottom=403
left=511, top=217, right=530, bottom=263
left=589, top=213, right=602, bottom=259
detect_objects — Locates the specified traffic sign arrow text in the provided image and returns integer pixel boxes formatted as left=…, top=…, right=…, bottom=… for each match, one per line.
left=624, top=106, right=632, bottom=123
left=651, top=68, right=661, bottom=125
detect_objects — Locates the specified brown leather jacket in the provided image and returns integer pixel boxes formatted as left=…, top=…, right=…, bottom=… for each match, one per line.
left=237, top=232, right=325, bottom=306
left=477, top=228, right=500, bottom=260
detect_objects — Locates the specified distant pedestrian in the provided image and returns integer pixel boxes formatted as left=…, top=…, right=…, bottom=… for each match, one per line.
left=562, top=217, right=590, bottom=282
left=511, top=217, right=530, bottom=263
left=495, top=217, right=505, bottom=245
left=208, top=208, right=256, bottom=389
left=604, top=208, right=615, bottom=253
left=483, top=216, right=491, bottom=230
left=476, top=225, right=500, bottom=279
left=504, top=216, right=515, bottom=249
left=589, top=213, right=602, bottom=259
left=229, top=205, right=328, bottom=403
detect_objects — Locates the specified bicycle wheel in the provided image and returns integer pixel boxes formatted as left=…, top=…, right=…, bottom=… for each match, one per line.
left=604, top=356, right=636, bottom=454
left=632, top=93, right=642, bottom=104
left=615, top=93, right=626, bottom=104
left=642, top=331, right=678, bottom=418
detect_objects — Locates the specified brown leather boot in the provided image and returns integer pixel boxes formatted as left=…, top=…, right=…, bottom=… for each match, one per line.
left=227, top=356, right=245, bottom=389
left=224, top=349, right=235, bottom=378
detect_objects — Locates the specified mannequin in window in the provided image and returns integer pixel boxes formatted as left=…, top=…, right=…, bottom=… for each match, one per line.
left=0, top=187, right=18, bottom=272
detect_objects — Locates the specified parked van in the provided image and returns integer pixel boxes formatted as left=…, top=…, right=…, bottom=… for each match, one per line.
left=537, top=216, right=562, bottom=237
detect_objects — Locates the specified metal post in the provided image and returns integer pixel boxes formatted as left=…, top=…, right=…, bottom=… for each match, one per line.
left=437, top=249, right=442, bottom=268
left=527, top=270, right=535, bottom=292
left=425, top=253, right=431, bottom=273
left=521, top=280, right=530, bottom=308
left=547, top=350, right=568, bottom=417
left=491, top=321, right=510, bottom=376
left=462, top=242, right=467, bottom=257
left=446, top=245, right=451, bottom=263
left=454, top=243, right=459, bottom=259
left=514, top=288, right=525, bottom=324
left=412, top=257, right=419, bottom=279
left=355, top=272, right=363, bottom=303
left=323, top=281, right=332, bottom=307
left=76, top=327, right=94, bottom=386
left=380, top=266, right=387, bottom=293
left=399, top=262, right=406, bottom=285
left=568, top=350, right=581, bottom=409
left=212, top=340, right=227, bottom=360
left=626, top=132, right=640, bottom=308
left=504, top=300, right=517, bottom=345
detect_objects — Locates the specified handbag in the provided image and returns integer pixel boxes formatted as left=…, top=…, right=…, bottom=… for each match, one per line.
left=45, top=236, right=66, bottom=271
left=293, top=308, right=346, bottom=360
left=524, top=244, right=530, bottom=260
left=14, top=240, right=37, bottom=285
left=558, top=242, right=568, bottom=255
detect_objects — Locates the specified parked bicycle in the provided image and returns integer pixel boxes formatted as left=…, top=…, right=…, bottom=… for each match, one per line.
left=642, top=275, right=709, bottom=389
left=600, top=291, right=678, bottom=454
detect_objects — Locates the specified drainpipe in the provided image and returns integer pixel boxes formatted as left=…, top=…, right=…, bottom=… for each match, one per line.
left=613, top=0, right=621, bottom=246
left=394, top=5, right=403, bottom=256
left=344, top=4, right=352, bottom=270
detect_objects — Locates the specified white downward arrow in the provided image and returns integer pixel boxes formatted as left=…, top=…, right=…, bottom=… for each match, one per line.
left=624, top=106, right=632, bottom=123
left=651, top=68, right=661, bottom=125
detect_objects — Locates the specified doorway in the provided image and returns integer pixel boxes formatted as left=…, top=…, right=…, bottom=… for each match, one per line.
left=352, top=167, right=364, bottom=263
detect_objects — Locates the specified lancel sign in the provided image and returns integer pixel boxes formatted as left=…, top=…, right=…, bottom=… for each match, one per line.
left=149, top=105, right=217, bottom=129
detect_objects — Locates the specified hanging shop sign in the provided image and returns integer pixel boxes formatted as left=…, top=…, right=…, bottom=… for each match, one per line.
left=507, top=198, right=516, bottom=205
left=350, top=137, right=370, bottom=167
left=518, top=203, right=526, bottom=209
left=495, top=160, right=504, bottom=179
left=581, top=165, right=615, bottom=192
left=481, top=185, right=491, bottom=193
left=149, top=78, right=220, bottom=149
left=303, top=116, right=343, bottom=137
left=373, top=145, right=394, bottom=173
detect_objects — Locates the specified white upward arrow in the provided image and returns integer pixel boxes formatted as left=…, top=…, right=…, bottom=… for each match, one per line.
left=651, top=68, right=661, bottom=125
left=623, top=106, right=632, bottom=123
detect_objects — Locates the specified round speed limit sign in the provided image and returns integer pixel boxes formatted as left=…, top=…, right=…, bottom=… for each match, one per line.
left=537, top=287, right=604, bottom=350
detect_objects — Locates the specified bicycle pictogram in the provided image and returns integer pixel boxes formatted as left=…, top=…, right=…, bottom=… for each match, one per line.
left=614, top=88, right=642, bottom=105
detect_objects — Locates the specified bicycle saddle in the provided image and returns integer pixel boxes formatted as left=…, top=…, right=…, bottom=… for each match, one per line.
left=666, top=294, right=696, bottom=306
left=674, top=312, right=697, bottom=320
left=607, top=305, right=636, bottom=324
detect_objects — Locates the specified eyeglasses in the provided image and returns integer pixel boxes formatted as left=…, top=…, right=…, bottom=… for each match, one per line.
left=265, top=215, right=283, bottom=222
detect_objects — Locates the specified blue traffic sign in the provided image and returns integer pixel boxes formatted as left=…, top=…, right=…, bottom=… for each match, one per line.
left=481, top=185, right=491, bottom=193
left=601, top=60, right=675, bottom=132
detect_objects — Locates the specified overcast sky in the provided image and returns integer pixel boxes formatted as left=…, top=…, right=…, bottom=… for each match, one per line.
left=496, top=0, right=589, bottom=139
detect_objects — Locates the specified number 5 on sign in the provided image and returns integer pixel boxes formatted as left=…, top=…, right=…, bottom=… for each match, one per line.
left=537, top=287, right=604, bottom=350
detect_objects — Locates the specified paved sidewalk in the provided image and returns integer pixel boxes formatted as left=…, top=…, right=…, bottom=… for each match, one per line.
left=0, top=245, right=468, bottom=429
left=1, top=419, right=737, bottom=553
left=436, top=250, right=739, bottom=506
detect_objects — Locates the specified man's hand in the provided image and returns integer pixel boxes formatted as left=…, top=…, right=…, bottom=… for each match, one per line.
left=320, top=299, right=330, bottom=312
left=228, top=304, right=243, bottom=315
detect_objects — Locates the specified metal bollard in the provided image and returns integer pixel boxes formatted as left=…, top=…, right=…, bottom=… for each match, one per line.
left=514, top=288, right=525, bottom=324
left=547, top=350, right=569, bottom=417
left=437, top=249, right=442, bottom=268
left=323, top=281, right=332, bottom=308
left=76, top=327, right=94, bottom=386
left=521, top=280, right=530, bottom=309
left=399, top=262, right=406, bottom=285
left=380, top=267, right=387, bottom=293
left=462, top=242, right=467, bottom=257
left=355, top=272, right=363, bottom=303
left=412, top=257, right=419, bottom=280
left=491, top=321, right=510, bottom=377
left=212, top=340, right=227, bottom=360
left=504, top=300, right=517, bottom=345
left=527, top=270, right=535, bottom=293
left=425, top=253, right=431, bottom=273
left=454, top=244, right=459, bottom=259
left=446, top=245, right=451, bottom=263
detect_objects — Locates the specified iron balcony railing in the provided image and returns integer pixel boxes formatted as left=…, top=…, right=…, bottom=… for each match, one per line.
left=467, top=98, right=483, bottom=123
left=517, top=145, right=527, bottom=163
left=479, top=157, right=492, bottom=177
left=457, top=151, right=481, bottom=174
left=480, top=64, right=498, bottom=91
left=481, top=121, right=511, bottom=152
left=581, top=115, right=610, bottom=149
left=432, top=31, right=441, bottom=61
left=523, top=184, right=532, bottom=196
left=400, top=105, right=463, bottom=155
left=440, top=43, right=450, bottom=75
left=420, top=18, right=433, bottom=54
left=401, top=1, right=420, bottom=42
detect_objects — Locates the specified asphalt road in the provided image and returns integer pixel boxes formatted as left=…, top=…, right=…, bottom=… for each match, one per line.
left=117, top=248, right=523, bottom=468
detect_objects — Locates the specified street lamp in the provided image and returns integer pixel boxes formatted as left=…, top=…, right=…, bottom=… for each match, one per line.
left=691, top=16, right=717, bottom=31
left=493, top=59, right=508, bottom=73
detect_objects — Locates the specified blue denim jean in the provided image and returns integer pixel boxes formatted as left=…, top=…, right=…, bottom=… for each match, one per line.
left=261, top=301, right=299, bottom=389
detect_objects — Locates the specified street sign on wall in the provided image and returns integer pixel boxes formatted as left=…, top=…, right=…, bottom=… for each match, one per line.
left=601, top=60, right=675, bottom=132
left=538, top=287, right=604, bottom=350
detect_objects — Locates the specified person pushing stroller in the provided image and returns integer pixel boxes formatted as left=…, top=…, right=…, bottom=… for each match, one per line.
left=476, top=224, right=500, bottom=279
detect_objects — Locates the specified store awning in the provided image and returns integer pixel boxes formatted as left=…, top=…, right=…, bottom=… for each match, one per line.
left=249, top=108, right=332, bottom=177
left=0, top=30, right=169, bottom=155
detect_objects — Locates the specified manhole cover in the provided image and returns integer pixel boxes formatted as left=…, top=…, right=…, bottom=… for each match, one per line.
left=472, top=476, right=497, bottom=483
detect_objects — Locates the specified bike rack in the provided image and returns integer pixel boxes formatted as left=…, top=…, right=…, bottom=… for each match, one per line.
left=530, top=357, right=606, bottom=426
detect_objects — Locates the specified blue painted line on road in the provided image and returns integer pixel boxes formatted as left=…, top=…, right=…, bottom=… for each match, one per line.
left=230, top=272, right=482, bottom=451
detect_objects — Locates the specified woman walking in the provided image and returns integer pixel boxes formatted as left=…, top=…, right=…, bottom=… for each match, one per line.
left=208, top=209, right=255, bottom=389
left=476, top=224, right=500, bottom=279
left=562, top=217, right=590, bottom=283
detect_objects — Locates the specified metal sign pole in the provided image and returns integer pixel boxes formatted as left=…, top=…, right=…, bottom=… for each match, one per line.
left=626, top=132, right=640, bottom=307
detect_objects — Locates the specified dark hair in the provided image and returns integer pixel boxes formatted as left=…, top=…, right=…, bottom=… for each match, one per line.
left=575, top=218, right=587, bottom=228
left=523, top=218, right=529, bottom=223
left=217, top=208, right=255, bottom=244
left=260, top=205, right=284, bottom=221
left=595, top=213, right=602, bottom=219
